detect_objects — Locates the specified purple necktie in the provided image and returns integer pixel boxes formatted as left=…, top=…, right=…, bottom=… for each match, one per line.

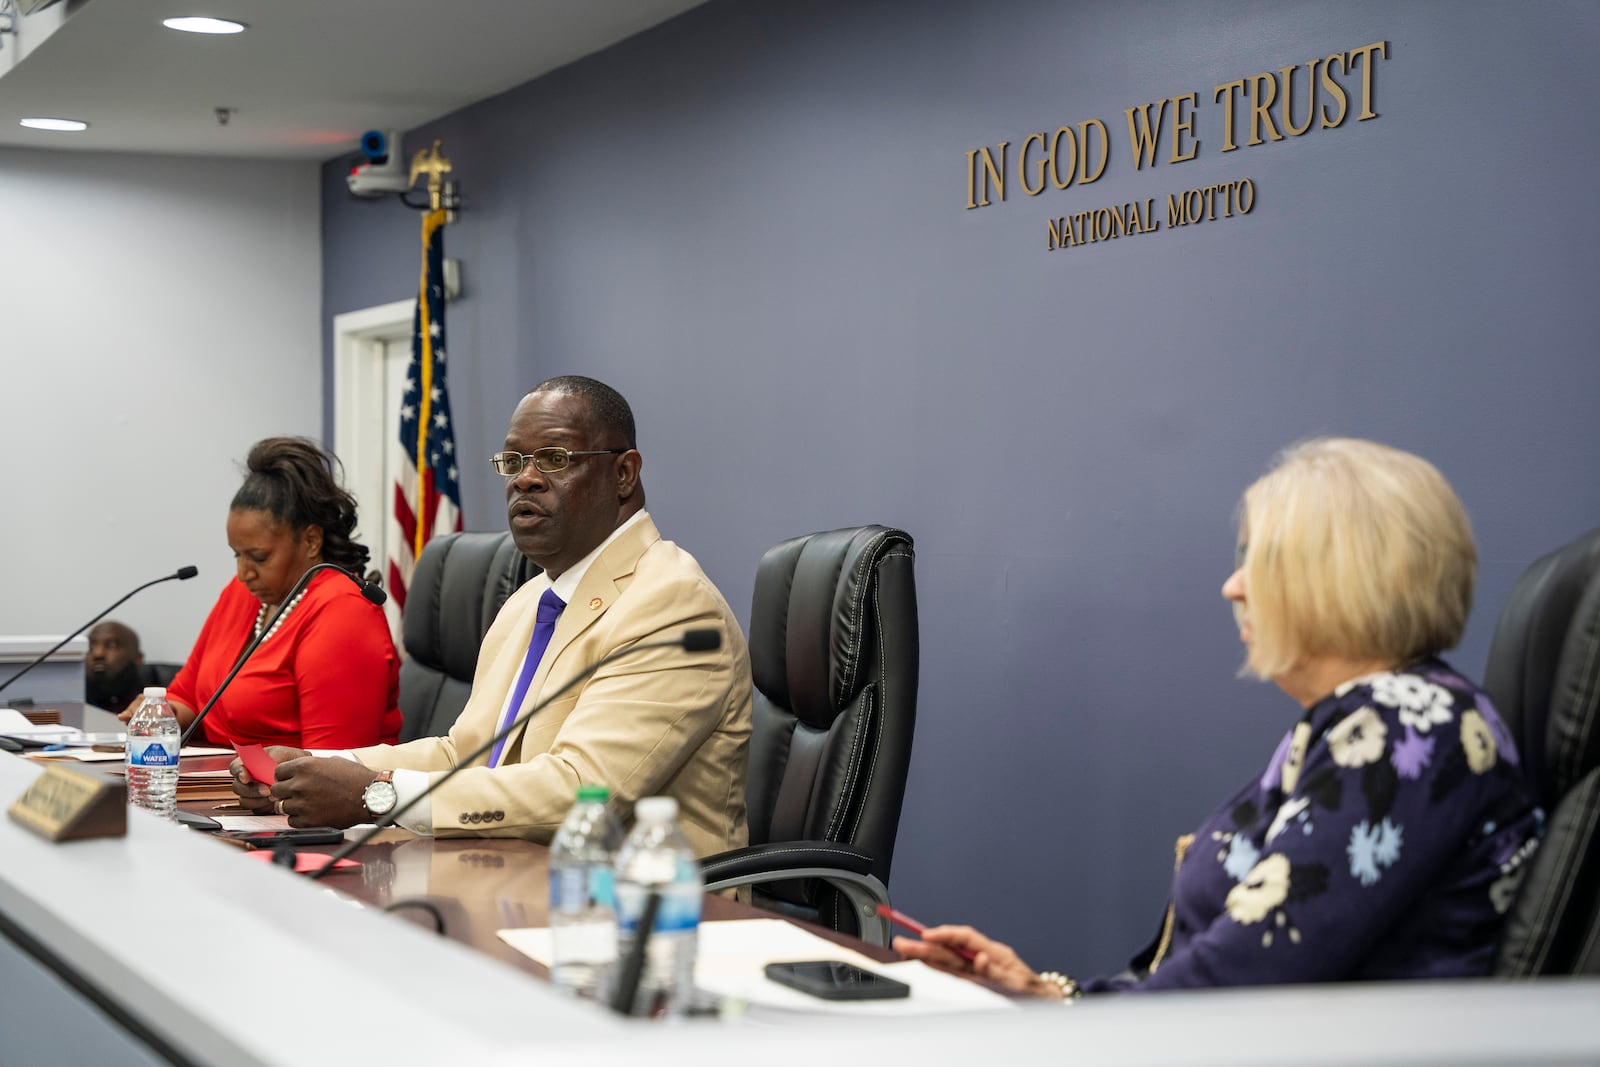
left=487, top=587, right=565, bottom=768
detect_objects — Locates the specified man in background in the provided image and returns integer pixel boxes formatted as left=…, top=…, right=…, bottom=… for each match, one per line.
left=85, top=621, right=169, bottom=711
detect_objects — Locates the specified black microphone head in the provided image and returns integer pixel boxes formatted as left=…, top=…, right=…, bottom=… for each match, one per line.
left=176, top=565, right=199, bottom=580
left=314, top=563, right=386, bottom=605
left=681, top=628, right=721, bottom=653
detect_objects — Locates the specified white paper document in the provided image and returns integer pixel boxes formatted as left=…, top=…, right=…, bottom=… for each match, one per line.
left=497, top=917, right=1016, bottom=1016
left=26, top=746, right=234, bottom=763
left=214, top=814, right=292, bottom=832
left=0, top=708, right=84, bottom=741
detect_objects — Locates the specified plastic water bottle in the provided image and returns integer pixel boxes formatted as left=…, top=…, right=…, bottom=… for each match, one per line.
left=613, top=796, right=702, bottom=1018
left=125, top=686, right=179, bottom=820
left=549, top=783, right=624, bottom=996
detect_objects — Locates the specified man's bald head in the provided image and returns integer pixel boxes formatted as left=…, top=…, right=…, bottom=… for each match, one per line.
left=87, top=621, right=142, bottom=676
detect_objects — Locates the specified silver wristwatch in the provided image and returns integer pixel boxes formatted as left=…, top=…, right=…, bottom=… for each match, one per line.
left=362, top=770, right=398, bottom=818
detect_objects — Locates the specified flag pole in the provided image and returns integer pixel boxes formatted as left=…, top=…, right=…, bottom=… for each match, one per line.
left=407, top=141, right=454, bottom=561
left=387, top=140, right=463, bottom=633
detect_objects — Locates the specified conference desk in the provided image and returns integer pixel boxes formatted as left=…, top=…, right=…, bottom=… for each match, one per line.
left=178, top=770, right=896, bottom=981
left=3, top=706, right=1599, bottom=1067
left=23, top=703, right=893, bottom=977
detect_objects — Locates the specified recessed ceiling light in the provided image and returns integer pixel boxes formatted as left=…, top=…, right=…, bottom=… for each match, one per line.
left=162, top=16, right=247, bottom=34
left=20, top=118, right=89, bottom=132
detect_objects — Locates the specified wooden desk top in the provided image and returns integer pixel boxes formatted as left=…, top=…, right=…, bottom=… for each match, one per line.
left=169, top=750, right=896, bottom=981
left=34, top=703, right=897, bottom=986
left=26, top=702, right=896, bottom=981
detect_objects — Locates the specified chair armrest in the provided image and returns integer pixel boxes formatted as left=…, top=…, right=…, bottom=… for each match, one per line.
left=701, top=840, right=874, bottom=883
left=701, top=840, right=891, bottom=946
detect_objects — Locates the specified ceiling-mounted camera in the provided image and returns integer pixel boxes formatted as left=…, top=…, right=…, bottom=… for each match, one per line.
left=346, top=130, right=414, bottom=197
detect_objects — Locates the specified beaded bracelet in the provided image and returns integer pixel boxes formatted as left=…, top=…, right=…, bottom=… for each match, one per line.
left=1037, top=971, right=1081, bottom=1001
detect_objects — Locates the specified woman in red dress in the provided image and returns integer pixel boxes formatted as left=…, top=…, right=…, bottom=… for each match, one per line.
left=124, top=437, right=401, bottom=748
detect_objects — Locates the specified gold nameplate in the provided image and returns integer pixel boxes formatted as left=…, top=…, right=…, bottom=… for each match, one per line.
left=8, top=763, right=127, bottom=842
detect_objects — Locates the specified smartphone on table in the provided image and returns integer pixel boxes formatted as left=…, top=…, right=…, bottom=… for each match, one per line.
left=764, top=960, right=911, bottom=1001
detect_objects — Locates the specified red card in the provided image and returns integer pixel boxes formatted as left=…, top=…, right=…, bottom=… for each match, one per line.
left=245, top=851, right=360, bottom=873
left=235, top=743, right=278, bottom=784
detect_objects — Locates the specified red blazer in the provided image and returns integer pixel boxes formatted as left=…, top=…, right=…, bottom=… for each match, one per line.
left=168, top=571, right=401, bottom=748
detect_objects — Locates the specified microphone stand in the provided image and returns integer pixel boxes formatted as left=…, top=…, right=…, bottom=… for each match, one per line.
left=0, top=566, right=199, bottom=695
left=178, top=564, right=385, bottom=747
left=307, top=628, right=721, bottom=879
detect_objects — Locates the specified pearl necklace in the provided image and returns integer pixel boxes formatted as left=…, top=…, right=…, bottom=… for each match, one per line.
left=253, top=584, right=309, bottom=645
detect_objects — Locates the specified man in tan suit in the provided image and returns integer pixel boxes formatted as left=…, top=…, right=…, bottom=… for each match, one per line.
left=231, top=376, right=751, bottom=858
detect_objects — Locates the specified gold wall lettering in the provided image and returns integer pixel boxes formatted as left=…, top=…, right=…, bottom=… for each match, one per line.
left=1045, top=179, right=1255, bottom=251
left=963, top=39, right=1386, bottom=250
left=1213, top=42, right=1386, bottom=151
left=1125, top=93, right=1200, bottom=170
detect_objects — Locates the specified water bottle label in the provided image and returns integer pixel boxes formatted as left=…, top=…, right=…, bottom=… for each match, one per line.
left=653, top=888, right=700, bottom=933
left=128, top=738, right=179, bottom=767
left=591, top=867, right=615, bottom=908
left=616, top=883, right=701, bottom=934
left=552, top=866, right=619, bottom=915
left=552, top=868, right=585, bottom=916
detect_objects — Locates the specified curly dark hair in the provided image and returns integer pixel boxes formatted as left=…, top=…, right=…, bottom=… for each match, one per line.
left=230, top=437, right=370, bottom=574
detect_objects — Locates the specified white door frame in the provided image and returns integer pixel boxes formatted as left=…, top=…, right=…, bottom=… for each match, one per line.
left=332, top=299, right=413, bottom=563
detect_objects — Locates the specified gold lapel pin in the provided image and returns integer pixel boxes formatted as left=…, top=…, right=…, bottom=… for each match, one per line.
left=589, top=597, right=603, bottom=610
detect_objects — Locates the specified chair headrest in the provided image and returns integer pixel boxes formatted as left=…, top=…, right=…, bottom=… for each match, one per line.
left=1484, top=528, right=1600, bottom=806
left=403, top=532, right=538, bottom=683
left=749, top=526, right=914, bottom=730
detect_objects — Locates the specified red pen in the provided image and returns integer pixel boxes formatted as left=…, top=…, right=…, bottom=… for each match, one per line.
left=876, top=903, right=978, bottom=962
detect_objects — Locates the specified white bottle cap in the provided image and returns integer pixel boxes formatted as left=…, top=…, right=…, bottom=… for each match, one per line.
left=635, top=796, right=677, bottom=823
left=143, top=686, right=167, bottom=699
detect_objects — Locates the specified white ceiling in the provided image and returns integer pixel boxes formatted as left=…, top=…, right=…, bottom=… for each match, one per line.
left=0, top=0, right=708, bottom=159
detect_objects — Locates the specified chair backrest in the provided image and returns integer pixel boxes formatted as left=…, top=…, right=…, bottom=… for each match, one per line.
left=746, top=526, right=918, bottom=918
left=142, top=662, right=183, bottom=688
left=398, top=531, right=540, bottom=742
left=1485, top=528, right=1600, bottom=976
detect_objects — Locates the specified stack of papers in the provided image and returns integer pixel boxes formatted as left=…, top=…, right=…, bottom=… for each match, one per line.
left=90, top=765, right=238, bottom=801
left=174, top=768, right=238, bottom=802
left=497, top=918, right=1016, bottom=1016
left=30, top=745, right=232, bottom=764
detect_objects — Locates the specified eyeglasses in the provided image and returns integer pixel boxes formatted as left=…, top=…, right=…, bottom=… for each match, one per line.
left=490, top=448, right=627, bottom=478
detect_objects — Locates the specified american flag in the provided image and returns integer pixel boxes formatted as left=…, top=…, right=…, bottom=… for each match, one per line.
left=386, top=207, right=463, bottom=634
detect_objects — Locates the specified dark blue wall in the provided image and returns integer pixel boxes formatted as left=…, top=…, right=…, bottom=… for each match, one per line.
left=322, top=0, right=1600, bottom=976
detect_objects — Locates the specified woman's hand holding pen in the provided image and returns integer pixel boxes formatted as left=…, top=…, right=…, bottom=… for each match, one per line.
left=892, top=925, right=1059, bottom=999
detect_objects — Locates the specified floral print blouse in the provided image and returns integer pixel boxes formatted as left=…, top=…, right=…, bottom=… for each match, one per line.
left=1085, top=659, right=1542, bottom=992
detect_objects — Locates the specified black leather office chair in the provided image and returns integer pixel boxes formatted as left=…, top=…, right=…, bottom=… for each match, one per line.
left=1484, top=528, right=1600, bottom=976
left=398, top=531, right=540, bottom=742
left=143, top=662, right=183, bottom=688
left=702, top=526, right=918, bottom=945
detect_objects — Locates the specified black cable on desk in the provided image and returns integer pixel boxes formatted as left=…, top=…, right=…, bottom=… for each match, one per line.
left=383, top=899, right=446, bottom=936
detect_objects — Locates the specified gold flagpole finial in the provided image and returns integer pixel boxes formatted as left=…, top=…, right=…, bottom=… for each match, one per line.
left=409, top=141, right=453, bottom=212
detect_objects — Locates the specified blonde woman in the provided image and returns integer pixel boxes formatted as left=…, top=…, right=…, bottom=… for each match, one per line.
left=897, top=439, right=1541, bottom=997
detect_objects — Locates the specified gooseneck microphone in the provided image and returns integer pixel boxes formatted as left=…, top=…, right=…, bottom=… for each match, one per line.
left=0, top=565, right=200, bottom=695
left=307, top=627, right=722, bottom=879
left=178, top=563, right=385, bottom=747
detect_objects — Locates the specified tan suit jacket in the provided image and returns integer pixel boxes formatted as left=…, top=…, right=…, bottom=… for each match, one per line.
left=351, top=515, right=751, bottom=859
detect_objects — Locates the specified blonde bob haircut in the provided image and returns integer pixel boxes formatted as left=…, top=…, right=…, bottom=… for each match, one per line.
left=1236, top=437, right=1476, bottom=680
